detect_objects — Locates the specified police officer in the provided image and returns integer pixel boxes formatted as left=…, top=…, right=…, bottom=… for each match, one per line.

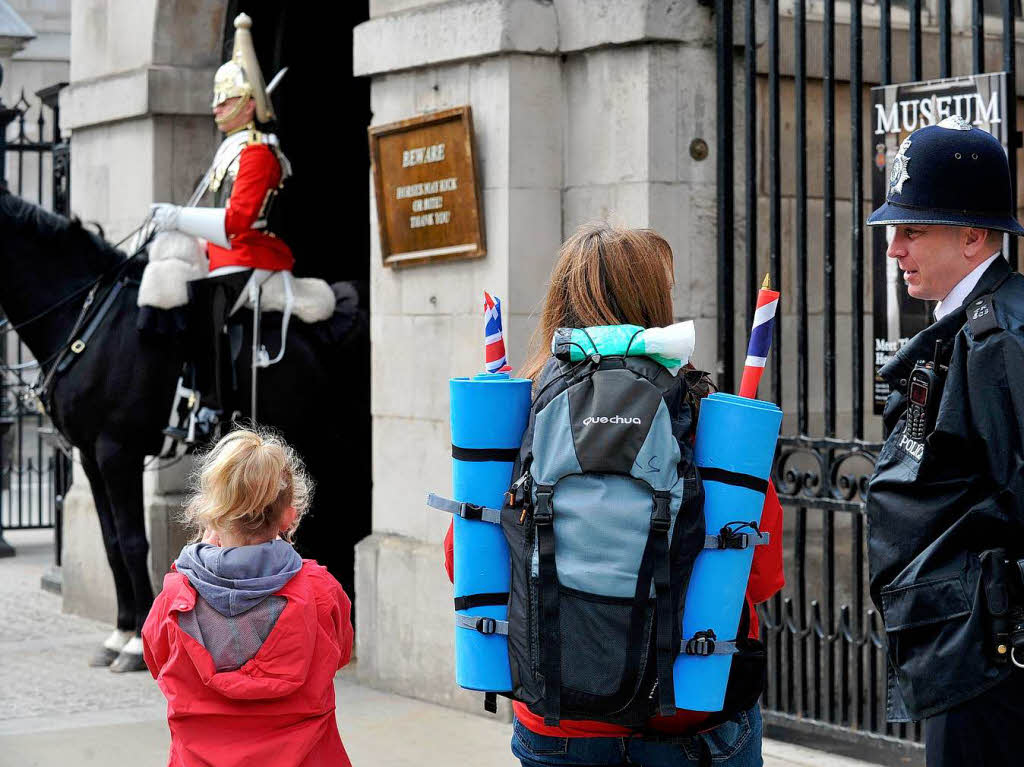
left=866, top=114, right=1024, bottom=767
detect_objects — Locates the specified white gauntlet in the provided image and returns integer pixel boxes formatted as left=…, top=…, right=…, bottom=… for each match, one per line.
left=149, top=203, right=231, bottom=249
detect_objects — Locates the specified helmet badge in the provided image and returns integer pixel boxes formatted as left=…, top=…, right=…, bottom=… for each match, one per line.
left=937, top=114, right=972, bottom=131
left=889, top=137, right=912, bottom=196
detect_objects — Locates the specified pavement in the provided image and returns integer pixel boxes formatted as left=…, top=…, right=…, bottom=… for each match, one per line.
left=0, top=529, right=882, bottom=767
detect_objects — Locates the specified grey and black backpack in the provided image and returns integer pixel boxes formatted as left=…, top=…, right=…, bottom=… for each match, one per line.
left=499, top=354, right=766, bottom=728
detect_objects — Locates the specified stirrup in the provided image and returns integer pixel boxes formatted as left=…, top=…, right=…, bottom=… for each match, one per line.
left=159, top=377, right=199, bottom=456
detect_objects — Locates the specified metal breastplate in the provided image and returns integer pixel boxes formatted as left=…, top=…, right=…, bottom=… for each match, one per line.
left=206, top=129, right=290, bottom=238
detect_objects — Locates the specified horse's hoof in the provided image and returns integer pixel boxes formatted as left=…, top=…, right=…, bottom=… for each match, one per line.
left=109, top=651, right=147, bottom=673
left=89, top=646, right=121, bottom=667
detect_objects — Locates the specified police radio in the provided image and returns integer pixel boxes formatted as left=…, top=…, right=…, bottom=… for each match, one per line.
left=906, top=341, right=947, bottom=442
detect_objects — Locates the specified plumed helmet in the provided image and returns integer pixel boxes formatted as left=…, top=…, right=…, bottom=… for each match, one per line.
left=212, top=13, right=275, bottom=124
left=866, top=115, right=1024, bottom=235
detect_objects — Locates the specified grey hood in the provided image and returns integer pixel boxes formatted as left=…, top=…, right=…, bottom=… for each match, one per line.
left=174, top=539, right=303, bottom=617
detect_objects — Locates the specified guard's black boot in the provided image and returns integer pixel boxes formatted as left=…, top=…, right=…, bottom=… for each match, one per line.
left=183, top=271, right=250, bottom=441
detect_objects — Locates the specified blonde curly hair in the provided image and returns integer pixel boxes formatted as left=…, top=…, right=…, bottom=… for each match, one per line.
left=182, top=427, right=312, bottom=543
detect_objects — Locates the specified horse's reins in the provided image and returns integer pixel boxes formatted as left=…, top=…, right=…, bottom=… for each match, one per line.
left=0, top=224, right=153, bottom=411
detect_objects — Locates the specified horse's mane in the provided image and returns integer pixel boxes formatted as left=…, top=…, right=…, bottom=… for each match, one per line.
left=0, top=189, right=131, bottom=273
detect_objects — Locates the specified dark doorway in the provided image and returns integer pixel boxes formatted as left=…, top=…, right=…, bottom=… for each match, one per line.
left=223, top=1, right=371, bottom=284
left=221, top=2, right=372, bottom=605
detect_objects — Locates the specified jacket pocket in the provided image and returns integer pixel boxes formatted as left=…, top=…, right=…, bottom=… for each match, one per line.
left=879, top=563, right=988, bottom=719
left=881, top=575, right=970, bottom=632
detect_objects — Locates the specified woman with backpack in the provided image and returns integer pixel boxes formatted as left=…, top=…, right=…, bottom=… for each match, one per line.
left=443, top=221, right=784, bottom=766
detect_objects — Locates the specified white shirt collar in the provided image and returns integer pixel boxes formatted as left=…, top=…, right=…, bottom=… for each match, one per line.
left=933, top=251, right=1003, bottom=321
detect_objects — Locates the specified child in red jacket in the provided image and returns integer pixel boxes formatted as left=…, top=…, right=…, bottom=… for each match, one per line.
left=143, top=428, right=354, bottom=767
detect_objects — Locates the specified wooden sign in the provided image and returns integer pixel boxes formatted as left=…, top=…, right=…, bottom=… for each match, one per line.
left=368, top=106, right=486, bottom=268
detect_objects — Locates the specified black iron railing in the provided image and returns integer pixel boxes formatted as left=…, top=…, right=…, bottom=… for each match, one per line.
left=0, top=69, right=72, bottom=561
left=715, top=2, right=1022, bottom=763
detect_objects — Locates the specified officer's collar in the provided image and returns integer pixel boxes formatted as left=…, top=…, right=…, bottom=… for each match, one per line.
left=879, top=256, right=1011, bottom=389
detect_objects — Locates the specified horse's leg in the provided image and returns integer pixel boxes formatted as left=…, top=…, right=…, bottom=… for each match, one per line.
left=79, top=449, right=137, bottom=666
left=94, top=438, right=153, bottom=672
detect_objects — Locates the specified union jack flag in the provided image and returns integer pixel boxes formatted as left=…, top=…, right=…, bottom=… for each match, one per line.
left=738, top=279, right=780, bottom=398
left=484, top=291, right=511, bottom=373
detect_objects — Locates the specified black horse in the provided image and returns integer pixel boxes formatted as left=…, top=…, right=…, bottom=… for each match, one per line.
left=0, top=191, right=371, bottom=664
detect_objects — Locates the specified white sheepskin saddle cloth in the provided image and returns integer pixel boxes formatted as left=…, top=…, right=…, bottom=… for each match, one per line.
left=137, top=232, right=336, bottom=323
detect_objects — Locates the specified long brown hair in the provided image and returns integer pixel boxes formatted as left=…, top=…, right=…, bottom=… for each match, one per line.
left=520, top=221, right=675, bottom=381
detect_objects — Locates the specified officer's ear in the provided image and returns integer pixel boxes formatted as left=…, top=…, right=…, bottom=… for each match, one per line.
left=961, top=226, right=992, bottom=261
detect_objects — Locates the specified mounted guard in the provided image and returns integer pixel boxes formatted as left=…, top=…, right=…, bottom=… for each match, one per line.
left=148, top=12, right=299, bottom=444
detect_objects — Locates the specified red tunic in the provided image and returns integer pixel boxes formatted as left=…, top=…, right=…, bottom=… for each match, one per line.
left=442, top=480, right=785, bottom=737
left=207, top=143, right=295, bottom=273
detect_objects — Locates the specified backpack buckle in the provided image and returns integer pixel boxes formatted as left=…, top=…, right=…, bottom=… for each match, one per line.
left=651, top=513, right=671, bottom=533
left=651, top=492, right=671, bottom=533
left=534, top=487, right=554, bottom=524
left=476, top=617, right=497, bottom=635
left=719, top=530, right=749, bottom=549
left=685, top=629, right=717, bottom=656
left=459, top=502, right=484, bottom=520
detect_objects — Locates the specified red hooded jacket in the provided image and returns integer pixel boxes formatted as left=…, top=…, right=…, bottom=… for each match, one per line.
left=142, top=560, right=353, bottom=767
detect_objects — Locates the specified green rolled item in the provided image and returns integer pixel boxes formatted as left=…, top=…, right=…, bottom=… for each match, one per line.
left=551, top=321, right=696, bottom=376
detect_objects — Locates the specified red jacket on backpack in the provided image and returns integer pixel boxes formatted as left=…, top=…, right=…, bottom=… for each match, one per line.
left=142, top=560, right=353, bottom=767
left=442, top=480, right=785, bottom=737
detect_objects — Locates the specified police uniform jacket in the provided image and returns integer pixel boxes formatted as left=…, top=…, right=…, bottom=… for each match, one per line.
left=867, top=255, right=1024, bottom=722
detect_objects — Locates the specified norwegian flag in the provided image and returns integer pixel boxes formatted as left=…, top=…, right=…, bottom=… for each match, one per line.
left=483, top=291, right=511, bottom=373
left=738, top=278, right=780, bottom=398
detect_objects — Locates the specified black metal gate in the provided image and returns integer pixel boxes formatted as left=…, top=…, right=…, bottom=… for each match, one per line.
left=715, top=2, right=1021, bottom=763
left=0, top=67, right=73, bottom=561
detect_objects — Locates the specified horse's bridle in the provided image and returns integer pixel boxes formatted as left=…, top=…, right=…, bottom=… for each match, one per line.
left=0, top=238, right=149, bottom=415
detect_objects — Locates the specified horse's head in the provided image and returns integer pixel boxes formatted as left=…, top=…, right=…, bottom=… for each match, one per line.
left=0, top=192, right=130, bottom=330
left=0, top=192, right=126, bottom=274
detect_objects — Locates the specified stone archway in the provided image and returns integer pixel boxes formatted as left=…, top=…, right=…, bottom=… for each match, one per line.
left=60, top=0, right=372, bottom=622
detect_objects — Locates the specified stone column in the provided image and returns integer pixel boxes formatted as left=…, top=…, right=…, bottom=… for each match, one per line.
left=353, top=0, right=561, bottom=717
left=59, top=0, right=224, bottom=622
left=354, top=0, right=737, bottom=715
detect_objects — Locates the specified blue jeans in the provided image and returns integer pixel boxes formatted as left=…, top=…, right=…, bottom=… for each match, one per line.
left=511, top=706, right=763, bottom=767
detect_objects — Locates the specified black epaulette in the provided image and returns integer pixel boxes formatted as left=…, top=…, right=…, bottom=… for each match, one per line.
left=966, top=294, right=1001, bottom=339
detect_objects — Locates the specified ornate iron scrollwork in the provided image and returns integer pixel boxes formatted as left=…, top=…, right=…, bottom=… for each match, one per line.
left=773, top=435, right=882, bottom=512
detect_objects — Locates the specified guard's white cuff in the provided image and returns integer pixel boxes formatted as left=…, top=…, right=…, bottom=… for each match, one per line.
left=176, top=207, right=231, bottom=249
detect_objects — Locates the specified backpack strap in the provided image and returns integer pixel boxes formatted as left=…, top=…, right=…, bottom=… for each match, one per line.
left=533, top=484, right=562, bottom=726
left=455, top=613, right=509, bottom=636
left=651, top=490, right=677, bottom=717
left=682, top=629, right=740, bottom=656
left=426, top=493, right=502, bottom=524
left=454, top=593, right=509, bottom=611
left=698, top=467, right=769, bottom=494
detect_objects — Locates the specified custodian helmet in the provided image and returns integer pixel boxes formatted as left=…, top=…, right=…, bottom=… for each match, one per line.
left=212, top=13, right=275, bottom=125
left=866, top=114, right=1024, bottom=235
